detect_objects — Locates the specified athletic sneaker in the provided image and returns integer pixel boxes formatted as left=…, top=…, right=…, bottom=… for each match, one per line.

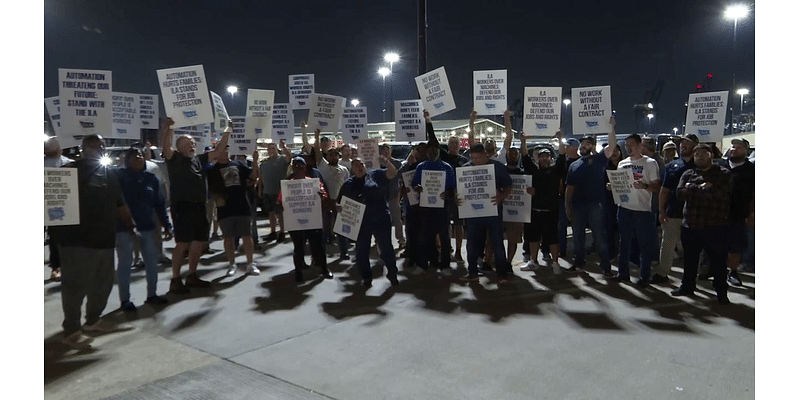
left=728, top=270, right=743, bottom=286
left=83, top=319, right=133, bottom=333
left=226, top=265, right=237, bottom=277
left=61, top=331, right=93, bottom=350
left=247, top=264, right=260, bottom=276
left=520, top=261, right=539, bottom=272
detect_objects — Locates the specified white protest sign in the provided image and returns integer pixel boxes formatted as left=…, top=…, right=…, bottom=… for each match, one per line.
left=333, top=196, right=366, bottom=241
left=288, top=74, right=314, bottom=109
left=473, top=70, right=507, bottom=116
left=44, top=168, right=80, bottom=226
left=523, top=87, right=562, bottom=136
left=45, top=97, right=63, bottom=137
left=110, top=92, right=140, bottom=140
left=394, top=100, right=426, bottom=142
left=502, top=175, right=532, bottom=223
left=606, top=169, right=635, bottom=206
left=421, top=170, right=446, bottom=208
left=571, top=85, right=612, bottom=135
left=174, top=124, right=211, bottom=150
left=138, top=94, right=159, bottom=131
left=342, top=106, right=369, bottom=143
left=229, top=116, right=246, bottom=150
left=456, top=165, right=497, bottom=218
left=281, top=178, right=323, bottom=231
left=415, top=66, right=456, bottom=117
left=356, top=138, right=380, bottom=170
left=684, top=91, right=729, bottom=143
left=209, top=91, right=230, bottom=135
left=235, top=89, right=274, bottom=156
left=58, top=68, right=113, bottom=148
left=271, top=103, right=294, bottom=142
left=156, top=64, right=214, bottom=128
left=402, top=170, right=420, bottom=206
left=306, top=93, right=345, bottom=133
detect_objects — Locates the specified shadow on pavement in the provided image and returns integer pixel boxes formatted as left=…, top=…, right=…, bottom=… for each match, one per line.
left=251, top=271, right=326, bottom=314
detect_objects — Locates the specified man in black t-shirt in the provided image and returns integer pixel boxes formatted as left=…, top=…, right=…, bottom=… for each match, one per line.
left=162, top=117, right=230, bottom=294
left=208, top=149, right=260, bottom=277
left=520, top=135, right=562, bottom=274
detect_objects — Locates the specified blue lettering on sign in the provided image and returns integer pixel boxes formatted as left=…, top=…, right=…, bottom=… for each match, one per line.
left=299, top=101, right=306, bottom=106
left=239, top=146, right=247, bottom=151
left=319, top=121, right=328, bottom=127
left=507, top=209, right=518, bottom=215
left=48, top=207, right=65, bottom=221
left=79, top=121, right=94, bottom=128
left=427, top=196, right=437, bottom=204
left=486, top=103, right=496, bottom=109
left=471, top=203, right=484, bottom=210
left=116, top=128, right=127, bottom=134
left=142, top=121, right=150, bottom=126
left=255, top=128, right=262, bottom=134
left=535, top=123, right=548, bottom=129
left=698, top=129, right=710, bottom=136
left=407, top=133, right=416, bottom=137
left=434, top=102, right=444, bottom=109
left=298, top=219, right=309, bottom=224
left=182, top=110, right=198, bottom=118
left=342, top=224, right=351, bottom=233
left=620, top=194, right=629, bottom=203
left=586, top=121, right=599, bottom=128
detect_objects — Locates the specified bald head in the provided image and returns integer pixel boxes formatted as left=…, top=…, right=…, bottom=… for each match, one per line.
left=45, top=136, right=62, bottom=158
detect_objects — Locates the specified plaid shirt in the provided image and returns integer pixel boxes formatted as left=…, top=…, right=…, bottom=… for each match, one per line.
left=676, top=165, right=732, bottom=229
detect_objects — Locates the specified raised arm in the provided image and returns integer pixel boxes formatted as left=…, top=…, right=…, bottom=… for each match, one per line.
left=313, top=128, right=323, bottom=165
left=603, top=116, right=616, bottom=158
left=557, top=128, right=566, bottom=155
left=161, top=117, right=175, bottom=160
left=381, top=154, right=397, bottom=180
left=502, top=109, right=513, bottom=150
left=249, top=150, right=260, bottom=183
left=468, top=109, right=477, bottom=146
left=301, top=120, right=309, bottom=148
left=279, top=139, right=292, bottom=162
left=207, top=121, right=232, bottom=163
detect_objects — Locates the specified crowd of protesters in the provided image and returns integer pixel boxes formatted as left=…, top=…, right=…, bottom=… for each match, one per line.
left=45, top=111, right=754, bottom=350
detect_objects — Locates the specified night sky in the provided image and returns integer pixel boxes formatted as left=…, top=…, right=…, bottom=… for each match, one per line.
left=43, top=0, right=755, bottom=135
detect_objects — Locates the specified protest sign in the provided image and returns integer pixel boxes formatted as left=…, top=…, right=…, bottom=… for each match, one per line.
left=209, top=91, right=230, bottom=135
left=156, top=64, right=214, bottom=128
left=58, top=68, right=113, bottom=148
left=110, top=92, right=140, bottom=140
left=356, top=138, right=380, bottom=170
left=271, top=103, right=294, bottom=142
left=138, top=94, right=159, bottom=131
left=421, top=170, right=446, bottom=208
left=415, top=66, right=456, bottom=117
left=342, top=106, right=369, bottom=143
left=456, top=165, right=497, bottom=218
left=571, top=85, right=612, bottom=135
left=394, top=100, right=425, bottom=142
left=306, top=93, right=345, bottom=133
left=502, top=175, right=532, bottom=223
left=473, top=70, right=507, bottom=116
left=281, top=178, right=323, bottom=231
left=289, top=74, right=314, bottom=109
left=523, top=87, right=562, bottom=136
left=174, top=124, right=211, bottom=150
left=401, top=170, right=420, bottom=206
left=684, top=91, right=729, bottom=143
left=45, top=97, right=63, bottom=137
left=333, top=196, right=365, bottom=241
left=235, top=89, right=274, bottom=156
left=606, top=169, right=635, bottom=206
left=44, top=168, right=79, bottom=226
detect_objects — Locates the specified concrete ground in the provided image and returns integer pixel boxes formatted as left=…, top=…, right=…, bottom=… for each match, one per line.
left=44, top=219, right=755, bottom=400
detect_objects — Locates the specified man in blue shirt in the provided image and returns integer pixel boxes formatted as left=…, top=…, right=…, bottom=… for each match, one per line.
left=564, top=117, right=617, bottom=275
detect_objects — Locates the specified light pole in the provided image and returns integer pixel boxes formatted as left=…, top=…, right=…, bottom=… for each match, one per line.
left=725, top=4, right=750, bottom=135
left=736, top=88, right=748, bottom=131
left=562, top=99, right=571, bottom=136
left=378, top=68, right=391, bottom=122
left=384, top=53, right=399, bottom=121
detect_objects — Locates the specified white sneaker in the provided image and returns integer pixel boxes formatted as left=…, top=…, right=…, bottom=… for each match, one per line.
left=520, top=261, right=539, bottom=272
left=246, top=264, right=260, bottom=276
left=409, top=266, right=425, bottom=275
left=82, top=319, right=134, bottom=333
left=226, top=265, right=237, bottom=277
left=61, top=331, right=93, bottom=350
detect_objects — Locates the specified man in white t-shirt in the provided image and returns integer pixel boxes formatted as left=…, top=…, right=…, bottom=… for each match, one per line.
left=614, top=133, right=661, bottom=286
left=314, top=130, right=351, bottom=256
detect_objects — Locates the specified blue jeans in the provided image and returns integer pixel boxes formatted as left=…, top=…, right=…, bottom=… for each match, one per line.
left=617, top=207, right=657, bottom=280
left=356, top=221, right=397, bottom=283
left=466, top=215, right=509, bottom=277
left=116, top=230, right=160, bottom=302
left=570, top=202, right=611, bottom=272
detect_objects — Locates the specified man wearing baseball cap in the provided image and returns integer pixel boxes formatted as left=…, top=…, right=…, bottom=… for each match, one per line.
left=672, top=143, right=732, bottom=304
left=721, top=138, right=754, bottom=286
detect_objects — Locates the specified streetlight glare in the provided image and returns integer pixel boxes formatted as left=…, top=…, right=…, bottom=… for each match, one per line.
left=378, top=67, right=391, bottom=77
left=227, top=86, right=238, bottom=95
left=563, top=99, right=571, bottom=106
left=384, top=53, right=399, bottom=63
left=647, top=113, right=654, bottom=119
left=487, top=127, right=493, bottom=132
left=351, top=99, right=360, bottom=107
left=725, top=4, right=749, bottom=20
left=737, top=88, right=749, bottom=95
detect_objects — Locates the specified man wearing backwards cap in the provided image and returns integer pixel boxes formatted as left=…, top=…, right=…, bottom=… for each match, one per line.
left=720, top=138, right=754, bottom=286
left=672, top=143, right=732, bottom=304
left=563, top=117, right=617, bottom=275
left=653, top=133, right=698, bottom=283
